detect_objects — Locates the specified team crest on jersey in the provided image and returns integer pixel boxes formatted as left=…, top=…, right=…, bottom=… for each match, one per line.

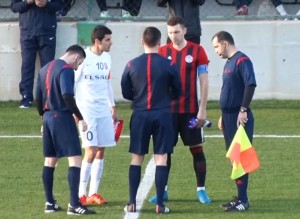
left=185, top=55, right=193, bottom=63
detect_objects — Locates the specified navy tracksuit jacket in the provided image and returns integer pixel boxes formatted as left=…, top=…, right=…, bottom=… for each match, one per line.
left=11, top=0, right=64, bottom=101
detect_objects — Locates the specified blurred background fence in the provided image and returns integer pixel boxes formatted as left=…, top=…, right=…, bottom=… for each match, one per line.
left=1, top=0, right=300, bottom=21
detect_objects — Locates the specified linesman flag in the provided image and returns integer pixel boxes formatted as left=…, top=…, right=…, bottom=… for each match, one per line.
left=226, top=125, right=260, bottom=180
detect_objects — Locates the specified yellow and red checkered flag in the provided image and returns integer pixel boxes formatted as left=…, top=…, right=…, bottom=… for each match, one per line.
left=226, top=125, right=260, bottom=180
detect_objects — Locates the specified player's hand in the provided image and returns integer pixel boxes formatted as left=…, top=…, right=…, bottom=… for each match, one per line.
left=35, top=0, right=47, bottom=7
left=237, top=112, right=248, bottom=127
left=73, top=114, right=79, bottom=124
left=218, top=116, right=223, bottom=130
left=78, top=120, right=88, bottom=132
left=196, top=118, right=205, bottom=128
left=111, top=107, right=118, bottom=123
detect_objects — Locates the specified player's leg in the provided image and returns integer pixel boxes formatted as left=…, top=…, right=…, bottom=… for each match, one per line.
left=125, top=111, right=150, bottom=212
left=88, top=117, right=116, bottom=203
left=43, top=157, right=61, bottom=213
left=79, top=146, right=97, bottom=204
left=152, top=111, right=174, bottom=214
left=96, top=0, right=108, bottom=12
left=222, top=111, right=253, bottom=211
left=148, top=113, right=178, bottom=203
left=180, top=113, right=211, bottom=204
left=60, top=113, right=82, bottom=208
left=67, top=155, right=82, bottom=207
left=272, top=0, right=288, bottom=17
left=229, top=111, right=254, bottom=211
left=42, top=112, right=62, bottom=213
left=78, top=117, right=99, bottom=204
left=295, top=9, right=300, bottom=20
left=19, top=35, right=38, bottom=107
left=51, top=112, right=95, bottom=215
left=189, top=145, right=211, bottom=204
left=67, top=156, right=96, bottom=215
left=154, top=154, right=170, bottom=214
left=87, top=147, right=107, bottom=204
left=124, top=153, right=144, bottom=213
left=66, top=143, right=96, bottom=214
left=89, top=148, right=105, bottom=197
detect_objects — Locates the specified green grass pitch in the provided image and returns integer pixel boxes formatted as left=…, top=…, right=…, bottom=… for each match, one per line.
left=0, top=100, right=299, bottom=219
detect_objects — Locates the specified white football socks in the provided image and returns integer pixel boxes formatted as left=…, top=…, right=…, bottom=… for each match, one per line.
left=276, top=4, right=287, bottom=16
left=88, top=159, right=104, bottom=196
left=79, top=160, right=92, bottom=197
left=197, top=186, right=206, bottom=191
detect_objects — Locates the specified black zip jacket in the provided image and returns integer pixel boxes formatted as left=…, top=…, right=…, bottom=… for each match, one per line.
left=155, top=0, right=205, bottom=38
left=11, top=0, right=64, bottom=36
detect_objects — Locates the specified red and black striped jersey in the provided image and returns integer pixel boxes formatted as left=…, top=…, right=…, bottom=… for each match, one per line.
left=159, top=41, right=209, bottom=113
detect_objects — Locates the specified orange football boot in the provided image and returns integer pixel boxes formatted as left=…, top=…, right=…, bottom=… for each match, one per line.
left=86, top=193, right=107, bottom=205
left=79, top=195, right=88, bottom=206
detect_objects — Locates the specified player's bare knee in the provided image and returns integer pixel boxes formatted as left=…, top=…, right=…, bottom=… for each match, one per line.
left=44, top=157, right=58, bottom=167
left=84, top=146, right=98, bottom=162
left=68, top=155, right=82, bottom=167
left=154, top=154, right=168, bottom=166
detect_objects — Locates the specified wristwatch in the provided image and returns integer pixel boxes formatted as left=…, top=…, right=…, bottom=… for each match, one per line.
left=240, top=107, right=247, bottom=113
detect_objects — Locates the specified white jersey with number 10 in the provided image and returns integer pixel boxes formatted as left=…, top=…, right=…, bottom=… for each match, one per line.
left=75, top=48, right=114, bottom=118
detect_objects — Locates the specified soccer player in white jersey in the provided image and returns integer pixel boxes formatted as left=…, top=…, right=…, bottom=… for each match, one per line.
left=75, top=25, right=117, bottom=205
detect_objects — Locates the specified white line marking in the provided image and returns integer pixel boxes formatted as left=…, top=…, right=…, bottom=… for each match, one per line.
left=123, top=156, right=155, bottom=219
left=1, top=134, right=300, bottom=138
left=1, top=133, right=299, bottom=219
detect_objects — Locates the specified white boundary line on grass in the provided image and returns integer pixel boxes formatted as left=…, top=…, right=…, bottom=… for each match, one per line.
left=123, top=157, right=155, bottom=219
left=1, top=134, right=300, bottom=138
left=1, top=134, right=300, bottom=219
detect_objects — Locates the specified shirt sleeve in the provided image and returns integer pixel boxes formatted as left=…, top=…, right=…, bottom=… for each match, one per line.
left=107, top=76, right=116, bottom=107
left=35, top=73, right=44, bottom=116
left=121, top=62, right=134, bottom=101
left=60, top=67, right=75, bottom=96
left=197, top=45, right=209, bottom=66
left=197, top=45, right=209, bottom=75
left=238, top=57, right=257, bottom=87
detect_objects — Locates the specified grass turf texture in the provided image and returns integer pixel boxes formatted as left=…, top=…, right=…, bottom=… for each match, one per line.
left=0, top=100, right=299, bottom=219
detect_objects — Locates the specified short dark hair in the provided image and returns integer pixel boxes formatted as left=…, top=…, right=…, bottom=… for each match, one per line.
left=66, top=44, right=86, bottom=58
left=91, top=25, right=112, bottom=44
left=167, top=16, right=185, bottom=27
left=211, top=31, right=235, bottom=45
left=143, top=26, right=161, bottom=48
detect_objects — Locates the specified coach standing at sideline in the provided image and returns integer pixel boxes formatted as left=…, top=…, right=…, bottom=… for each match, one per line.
left=11, top=0, right=64, bottom=108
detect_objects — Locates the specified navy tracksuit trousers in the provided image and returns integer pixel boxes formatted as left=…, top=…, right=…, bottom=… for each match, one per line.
left=19, top=34, right=56, bottom=101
